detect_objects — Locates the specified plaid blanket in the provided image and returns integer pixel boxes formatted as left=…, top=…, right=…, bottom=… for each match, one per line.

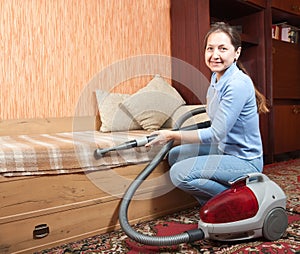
left=0, top=130, right=161, bottom=177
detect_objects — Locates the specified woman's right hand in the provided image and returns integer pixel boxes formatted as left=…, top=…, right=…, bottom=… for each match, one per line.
left=145, top=130, right=177, bottom=147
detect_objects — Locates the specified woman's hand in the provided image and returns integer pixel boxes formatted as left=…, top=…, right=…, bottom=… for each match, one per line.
left=145, top=129, right=201, bottom=147
left=145, top=130, right=178, bottom=147
left=145, top=130, right=201, bottom=147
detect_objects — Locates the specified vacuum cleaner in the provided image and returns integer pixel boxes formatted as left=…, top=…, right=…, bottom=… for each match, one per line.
left=94, top=107, right=288, bottom=246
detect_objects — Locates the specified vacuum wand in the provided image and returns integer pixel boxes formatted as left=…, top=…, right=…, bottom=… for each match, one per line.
left=94, top=135, right=157, bottom=159
left=94, top=120, right=211, bottom=159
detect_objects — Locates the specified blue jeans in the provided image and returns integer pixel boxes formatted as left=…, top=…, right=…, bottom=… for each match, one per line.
left=168, top=144, right=263, bottom=205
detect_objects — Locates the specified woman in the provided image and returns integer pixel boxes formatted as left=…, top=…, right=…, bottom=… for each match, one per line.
left=146, top=22, right=269, bottom=205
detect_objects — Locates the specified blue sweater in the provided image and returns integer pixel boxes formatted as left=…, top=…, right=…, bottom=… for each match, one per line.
left=198, top=63, right=263, bottom=160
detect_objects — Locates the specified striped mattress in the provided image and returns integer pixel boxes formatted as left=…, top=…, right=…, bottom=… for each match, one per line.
left=0, top=130, right=162, bottom=177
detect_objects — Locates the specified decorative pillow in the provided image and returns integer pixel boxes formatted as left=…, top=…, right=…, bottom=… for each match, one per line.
left=163, top=105, right=210, bottom=129
left=95, top=90, right=141, bottom=132
left=119, top=75, right=186, bottom=131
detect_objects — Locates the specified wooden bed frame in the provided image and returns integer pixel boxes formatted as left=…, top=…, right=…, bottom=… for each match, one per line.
left=0, top=140, right=197, bottom=253
left=0, top=106, right=208, bottom=253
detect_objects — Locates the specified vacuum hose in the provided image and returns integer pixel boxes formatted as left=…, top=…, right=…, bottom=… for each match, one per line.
left=118, top=107, right=208, bottom=246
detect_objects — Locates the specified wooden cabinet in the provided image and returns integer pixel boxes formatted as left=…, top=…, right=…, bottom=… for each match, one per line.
left=272, top=39, right=300, bottom=99
left=270, top=2, right=300, bottom=159
left=273, top=105, right=300, bottom=154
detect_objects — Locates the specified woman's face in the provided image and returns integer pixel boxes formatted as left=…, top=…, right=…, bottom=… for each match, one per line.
left=205, top=31, right=241, bottom=80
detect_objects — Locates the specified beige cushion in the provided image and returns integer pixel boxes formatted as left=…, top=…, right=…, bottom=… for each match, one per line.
left=95, top=90, right=141, bottom=132
left=163, top=105, right=210, bottom=129
left=119, top=75, right=186, bottom=131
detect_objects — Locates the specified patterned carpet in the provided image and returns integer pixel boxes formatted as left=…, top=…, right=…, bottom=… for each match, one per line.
left=37, top=159, right=300, bottom=254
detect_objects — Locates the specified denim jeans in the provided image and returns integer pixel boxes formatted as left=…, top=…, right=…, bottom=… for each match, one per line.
left=168, top=143, right=263, bottom=205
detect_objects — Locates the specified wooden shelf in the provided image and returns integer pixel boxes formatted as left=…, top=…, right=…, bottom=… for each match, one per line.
left=210, top=0, right=262, bottom=20
left=272, top=8, right=300, bottom=27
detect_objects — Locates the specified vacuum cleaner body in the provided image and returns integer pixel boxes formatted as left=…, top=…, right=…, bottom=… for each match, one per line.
left=198, top=173, right=288, bottom=242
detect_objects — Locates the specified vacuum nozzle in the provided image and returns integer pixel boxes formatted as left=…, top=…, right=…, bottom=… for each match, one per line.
left=94, top=147, right=112, bottom=159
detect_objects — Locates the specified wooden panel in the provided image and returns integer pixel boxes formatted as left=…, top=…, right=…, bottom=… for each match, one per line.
left=0, top=188, right=196, bottom=253
left=170, top=0, right=210, bottom=104
left=0, top=162, right=169, bottom=218
left=273, top=104, right=300, bottom=154
left=245, top=0, right=266, bottom=8
left=272, top=39, right=300, bottom=99
left=272, top=0, right=300, bottom=16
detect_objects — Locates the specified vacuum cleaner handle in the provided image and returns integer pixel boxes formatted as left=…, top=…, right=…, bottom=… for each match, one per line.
left=134, top=120, right=211, bottom=145
left=94, top=120, right=211, bottom=159
left=246, top=173, right=270, bottom=183
left=229, top=173, right=270, bottom=186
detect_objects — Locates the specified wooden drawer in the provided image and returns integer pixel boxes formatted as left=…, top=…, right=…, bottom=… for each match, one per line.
left=273, top=104, right=300, bottom=154
left=272, top=0, right=300, bottom=15
left=0, top=187, right=196, bottom=253
left=272, top=39, right=300, bottom=99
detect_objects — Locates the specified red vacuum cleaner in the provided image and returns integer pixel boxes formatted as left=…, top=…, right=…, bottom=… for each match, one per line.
left=94, top=107, right=288, bottom=246
left=198, top=173, right=287, bottom=242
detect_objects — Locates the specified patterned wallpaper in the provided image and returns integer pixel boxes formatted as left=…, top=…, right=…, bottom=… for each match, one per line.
left=0, top=0, right=171, bottom=119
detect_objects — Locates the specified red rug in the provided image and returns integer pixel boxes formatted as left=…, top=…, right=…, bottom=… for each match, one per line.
left=37, top=159, right=300, bottom=254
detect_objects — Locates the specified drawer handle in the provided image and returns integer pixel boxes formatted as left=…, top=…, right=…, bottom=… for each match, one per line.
left=33, top=224, right=50, bottom=239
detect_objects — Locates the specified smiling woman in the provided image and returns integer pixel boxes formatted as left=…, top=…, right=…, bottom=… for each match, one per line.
left=204, top=30, right=241, bottom=81
left=147, top=22, right=269, bottom=206
left=204, top=22, right=268, bottom=114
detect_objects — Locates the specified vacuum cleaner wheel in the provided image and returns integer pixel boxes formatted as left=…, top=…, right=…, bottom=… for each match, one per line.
left=262, top=207, right=288, bottom=241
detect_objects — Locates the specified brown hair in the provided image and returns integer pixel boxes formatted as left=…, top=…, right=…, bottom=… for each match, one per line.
left=204, top=22, right=269, bottom=114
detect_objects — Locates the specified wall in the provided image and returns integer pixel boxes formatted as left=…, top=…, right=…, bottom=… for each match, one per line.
left=0, top=0, right=171, bottom=120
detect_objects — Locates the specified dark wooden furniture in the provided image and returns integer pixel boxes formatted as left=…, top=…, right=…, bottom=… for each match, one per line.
left=170, top=0, right=300, bottom=163
left=271, top=1, right=300, bottom=160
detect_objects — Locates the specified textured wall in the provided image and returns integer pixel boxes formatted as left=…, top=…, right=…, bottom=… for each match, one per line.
left=0, top=0, right=171, bottom=120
